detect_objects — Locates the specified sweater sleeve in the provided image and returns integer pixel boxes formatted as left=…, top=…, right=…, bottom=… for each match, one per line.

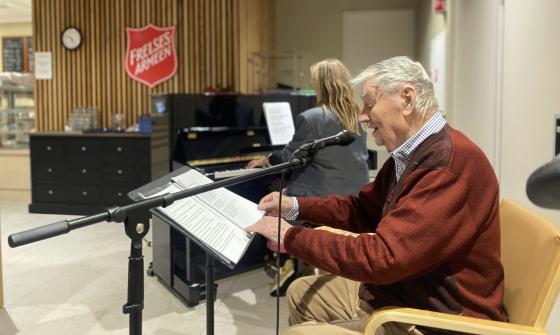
left=294, top=158, right=394, bottom=233
left=284, top=168, right=482, bottom=285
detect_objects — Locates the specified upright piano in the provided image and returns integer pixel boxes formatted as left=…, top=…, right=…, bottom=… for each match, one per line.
left=148, top=92, right=316, bottom=306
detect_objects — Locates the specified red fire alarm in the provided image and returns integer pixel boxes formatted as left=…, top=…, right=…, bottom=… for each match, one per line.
left=433, top=0, right=447, bottom=14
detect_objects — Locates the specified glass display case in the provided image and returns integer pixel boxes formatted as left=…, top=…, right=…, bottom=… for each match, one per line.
left=0, top=83, right=35, bottom=148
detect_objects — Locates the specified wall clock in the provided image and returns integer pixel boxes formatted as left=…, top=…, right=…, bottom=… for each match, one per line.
left=61, top=27, right=82, bottom=50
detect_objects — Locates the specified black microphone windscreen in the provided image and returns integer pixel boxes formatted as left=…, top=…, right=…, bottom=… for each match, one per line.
left=526, top=156, right=560, bottom=209
left=338, top=130, right=356, bottom=146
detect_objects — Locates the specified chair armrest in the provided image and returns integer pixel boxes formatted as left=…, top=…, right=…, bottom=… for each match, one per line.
left=364, top=307, right=548, bottom=335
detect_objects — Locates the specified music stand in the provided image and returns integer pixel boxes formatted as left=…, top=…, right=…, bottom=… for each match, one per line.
left=126, top=165, right=243, bottom=334
left=7, top=156, right=310, bottom=335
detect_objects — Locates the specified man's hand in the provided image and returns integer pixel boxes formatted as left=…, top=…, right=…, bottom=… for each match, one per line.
left=245, top=216, right=293, bottom=247
left=257, top=192, right=293, bottom=217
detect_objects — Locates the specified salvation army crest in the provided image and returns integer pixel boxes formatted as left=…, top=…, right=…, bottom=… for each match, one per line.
left=125, top=24, right=178, bottom=88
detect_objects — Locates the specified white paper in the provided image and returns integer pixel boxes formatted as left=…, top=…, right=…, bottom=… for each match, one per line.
left=143, top=169, right=264, bottom=265
left=35, top=52, right=52, bottom=80
left=161, top=190, right=250, bottom=264
left=172, top=169, right=264, bottom=229
left=263, top=102, right=295, bottom=145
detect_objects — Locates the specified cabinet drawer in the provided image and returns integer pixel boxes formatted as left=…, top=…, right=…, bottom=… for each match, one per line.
left=34, top=183, right=66, bottom=203
left=68, top=164, right=101, bottom=183
left=68, top=185, right=100, bottom=204
left=103, top=140, right=138, bottom=162
left=102, top=165, right=137, bottom=182
left=34, top=161, right=65, bottom=180
left=68, top=141, right=100, bottom=162
left=31, top=139, right=64, bottom=158
left=102, top=184, right=135, bottom=205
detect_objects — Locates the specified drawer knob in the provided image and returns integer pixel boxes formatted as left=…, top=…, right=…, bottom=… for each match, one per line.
left=82, top=191, right=88, bottom=196
left=117, top=169, right=123, bottom=175
left=82, top=168, right=87, bottom=174
left=117, top=192, right=123, bottom=197
left=47, top=168, right=53, bottom=173
left=116, top=147, right=123, bottom=152
left=81, top=146, right=87, bottom=152
left=48, top=190, right=54, bottom=195
left=46, top=146, right=52, bottom=151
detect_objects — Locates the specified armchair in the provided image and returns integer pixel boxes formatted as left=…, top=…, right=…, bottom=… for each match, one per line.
left=364, top=199, right=560, bottom=335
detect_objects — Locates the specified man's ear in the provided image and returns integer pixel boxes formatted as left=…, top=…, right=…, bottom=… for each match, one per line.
left=402, top=86, right=416, bottom=116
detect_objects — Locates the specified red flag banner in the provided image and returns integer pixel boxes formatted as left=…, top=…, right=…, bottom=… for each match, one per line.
left=125, top=24, right=178, bottom=88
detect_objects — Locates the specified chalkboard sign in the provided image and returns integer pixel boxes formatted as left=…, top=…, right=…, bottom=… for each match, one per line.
left=2, top=36, right=33, bottom=73
left=3, top=38, right=24, bottom=72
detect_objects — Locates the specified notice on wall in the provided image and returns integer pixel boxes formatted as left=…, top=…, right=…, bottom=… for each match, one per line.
left=35, top=52, right=52, bottom=80
left=263, top=102, right=295, bottom=146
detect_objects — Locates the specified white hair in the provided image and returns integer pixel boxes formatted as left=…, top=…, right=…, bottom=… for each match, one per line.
left=351, top=56, right=438, bottom=118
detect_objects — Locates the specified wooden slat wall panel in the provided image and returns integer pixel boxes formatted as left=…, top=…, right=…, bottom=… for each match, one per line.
left=32, top=0, right=275, bottom=131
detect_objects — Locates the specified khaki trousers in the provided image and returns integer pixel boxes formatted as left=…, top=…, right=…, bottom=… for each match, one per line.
left=282, top=273, right=423, bottom=335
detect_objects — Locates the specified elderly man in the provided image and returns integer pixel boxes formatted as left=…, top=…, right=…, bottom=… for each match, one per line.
left=246, top=56, right=507, bottom=335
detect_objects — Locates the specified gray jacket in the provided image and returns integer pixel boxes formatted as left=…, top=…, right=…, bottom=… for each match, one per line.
left=269, top=106, right=369, bottom=197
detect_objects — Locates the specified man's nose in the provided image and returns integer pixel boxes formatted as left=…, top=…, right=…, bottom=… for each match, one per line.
left=358, top=111, right=369, bottom=123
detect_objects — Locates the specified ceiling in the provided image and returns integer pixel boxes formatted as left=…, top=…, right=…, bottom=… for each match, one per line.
left=0, top=0, right=31, bottom=24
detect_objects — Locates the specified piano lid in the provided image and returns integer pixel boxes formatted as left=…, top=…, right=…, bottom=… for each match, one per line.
left=167, top=93, right=316, bottom=167
left=173, top=127, right=281, bottom=167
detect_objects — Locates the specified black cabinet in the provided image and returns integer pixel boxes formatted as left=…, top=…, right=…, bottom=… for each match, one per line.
left=29, top=132, right=167, bottom=215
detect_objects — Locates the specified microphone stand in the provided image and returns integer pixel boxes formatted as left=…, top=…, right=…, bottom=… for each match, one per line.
left=8, top=156, right=312, bottom=335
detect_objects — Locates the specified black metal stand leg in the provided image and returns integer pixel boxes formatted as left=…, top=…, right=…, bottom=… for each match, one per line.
left=121, top=211, right=149, bottom=335
left=206, top=253, right=214, bottom=335
left=123, top=239, right=144, bottom=335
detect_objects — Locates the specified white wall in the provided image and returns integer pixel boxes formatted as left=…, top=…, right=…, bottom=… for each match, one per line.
left=448, top=0, right=501, bottom=169
left=500, top=2, right=560, bottom=330
left=448, top=0, right=560, bottom=332
left=500, top=0, right=560, bottom=221
left=415, top=0, right=446, bottom=70
left=275, top=0, right=418, bottom=88
left=342, top=9, right=415, bottom=77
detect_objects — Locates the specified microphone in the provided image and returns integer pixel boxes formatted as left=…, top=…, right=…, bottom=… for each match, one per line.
left=298, top=130, right=356, bottom=152
left=526, top=155, right=560, bottom=209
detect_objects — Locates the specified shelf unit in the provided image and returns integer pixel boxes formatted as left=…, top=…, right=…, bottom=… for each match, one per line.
left=0, top=84, right=35, bottom=148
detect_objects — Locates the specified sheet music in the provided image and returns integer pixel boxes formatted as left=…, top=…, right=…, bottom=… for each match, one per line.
left=263, top=102, right=295, bottom=145
left=141, top=169, right=264, bottom=265
left=172, top=169, right=264, bottom=229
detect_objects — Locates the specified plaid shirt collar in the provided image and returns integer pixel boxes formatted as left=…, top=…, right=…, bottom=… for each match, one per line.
left=390, top=112, right=446, bottom=181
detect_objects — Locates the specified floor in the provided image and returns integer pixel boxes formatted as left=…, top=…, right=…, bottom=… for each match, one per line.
left=0, top=201, right=289, bottom=335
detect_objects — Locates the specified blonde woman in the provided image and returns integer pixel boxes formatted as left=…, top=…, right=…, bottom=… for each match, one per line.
left=246, top=59, right=369, bottom=295
left=247, top=58, right=369, bottom=197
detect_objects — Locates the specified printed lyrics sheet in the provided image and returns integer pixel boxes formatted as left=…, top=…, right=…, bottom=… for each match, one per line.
left=144, top=169, right=264, bottom=265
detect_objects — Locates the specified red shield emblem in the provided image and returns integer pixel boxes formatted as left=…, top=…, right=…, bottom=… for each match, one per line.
left=125, top=24, right=178, bottom=88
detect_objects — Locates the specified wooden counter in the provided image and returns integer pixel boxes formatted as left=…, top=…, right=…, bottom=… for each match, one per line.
left=0, top=148, right=31, bottom=202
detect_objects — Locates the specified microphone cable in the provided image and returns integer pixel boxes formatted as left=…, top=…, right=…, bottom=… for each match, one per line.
left=275, top=170, right=287, bottom=335
left=272, top=149, right=312, bottom=334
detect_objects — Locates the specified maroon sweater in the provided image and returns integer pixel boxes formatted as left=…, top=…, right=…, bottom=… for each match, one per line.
left=284, top=125, right=507, bottom=322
